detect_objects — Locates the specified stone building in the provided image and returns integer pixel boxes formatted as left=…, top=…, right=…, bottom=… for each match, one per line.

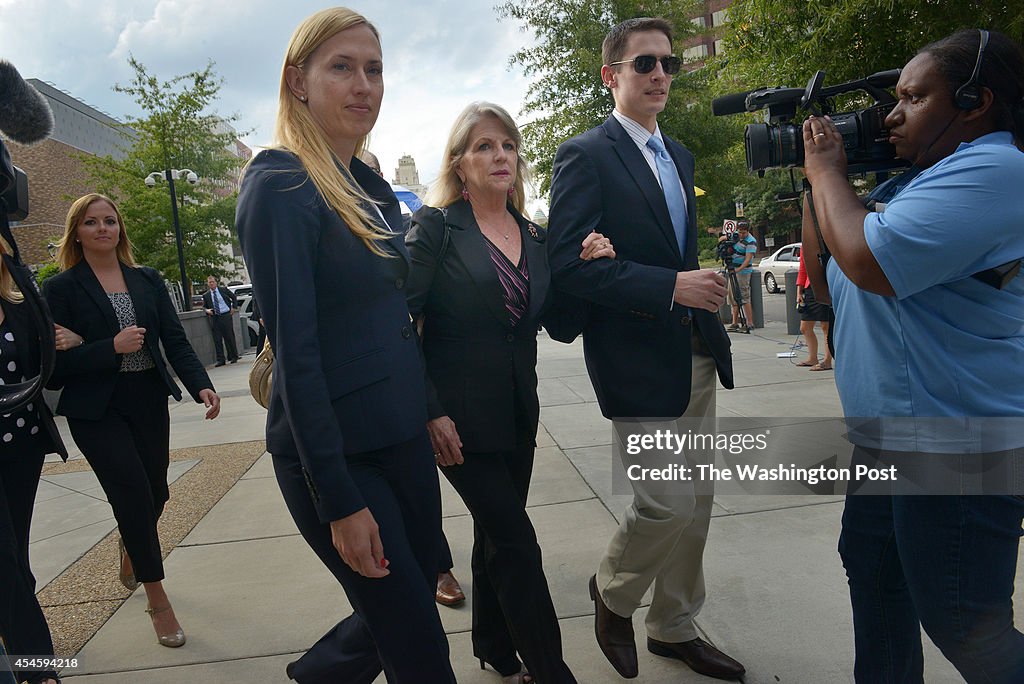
left=392, top=154, right=427, bottom=198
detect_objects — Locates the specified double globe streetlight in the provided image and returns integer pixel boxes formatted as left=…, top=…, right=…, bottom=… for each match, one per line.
left=145, top=169, right=199, bottom=310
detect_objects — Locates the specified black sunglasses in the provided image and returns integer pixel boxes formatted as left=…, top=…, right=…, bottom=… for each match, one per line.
left=609, top=54, right=682, bottom=75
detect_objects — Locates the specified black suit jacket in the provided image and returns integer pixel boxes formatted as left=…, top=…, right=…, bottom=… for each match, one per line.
left=43, top=261, right=214, bottom=420
left=406, top=199, right=549, bottom=452
left=0, top=298, right=67, bottom=460
left=236, top=149, right=428, bottom=523
left=202, top=286, right=236, bottom=314
left=548, top=115, right=733, bottom=420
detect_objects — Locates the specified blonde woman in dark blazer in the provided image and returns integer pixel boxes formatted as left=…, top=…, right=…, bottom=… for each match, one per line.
left=236, top=8, right=455, bottom=683
left=44, top=193, right=219, bottom=649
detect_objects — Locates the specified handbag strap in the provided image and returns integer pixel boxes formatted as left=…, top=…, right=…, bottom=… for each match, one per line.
left=414, top=207, right=452, bottom=338
left=437, top=206, right=451, bottom=264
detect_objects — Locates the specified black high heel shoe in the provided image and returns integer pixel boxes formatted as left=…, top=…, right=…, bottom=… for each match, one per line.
left=479, top=658, right=533, bottom=683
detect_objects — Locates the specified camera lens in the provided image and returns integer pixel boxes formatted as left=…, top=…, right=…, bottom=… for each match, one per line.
left=745, top=123, right=804, bottom=172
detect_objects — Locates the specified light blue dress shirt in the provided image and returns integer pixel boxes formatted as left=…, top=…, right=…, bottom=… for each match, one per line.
left=827, top=131, right=1024, bottom=451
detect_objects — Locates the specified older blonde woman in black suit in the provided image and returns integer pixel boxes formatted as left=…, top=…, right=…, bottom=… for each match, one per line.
left=406, top=102, right=614, bottom=684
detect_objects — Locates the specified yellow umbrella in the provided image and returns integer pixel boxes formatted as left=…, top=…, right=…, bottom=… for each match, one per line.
left=694, top=186, right=706, bottom=197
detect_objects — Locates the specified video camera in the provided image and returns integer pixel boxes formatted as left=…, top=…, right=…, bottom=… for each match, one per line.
left=717, top=232, right=740, bottom=262
left=0, top=145, right=29, bottom=221
left=712, top=70, right=911, bottom=177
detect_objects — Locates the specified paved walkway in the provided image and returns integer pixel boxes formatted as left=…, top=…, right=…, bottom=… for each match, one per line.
left=28, top=320, right=1021, bottom=683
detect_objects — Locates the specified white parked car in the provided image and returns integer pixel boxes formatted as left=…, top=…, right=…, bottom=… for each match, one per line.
left=236, top=294, right=260, bottom=347
left=228, top=283, right=253, bottom=298
left=757, top=242, right=801, bottom=293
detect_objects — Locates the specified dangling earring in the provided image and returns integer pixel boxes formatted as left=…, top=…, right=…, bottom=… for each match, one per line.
left=461, top=186, right=470, bottom=202
left=507, top=186, right=514, bottom=197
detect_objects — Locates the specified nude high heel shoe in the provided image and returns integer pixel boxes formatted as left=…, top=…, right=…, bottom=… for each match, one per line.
left=145, top=604, right=186, bottom=647
left=117, top=537, right=138, bottom=591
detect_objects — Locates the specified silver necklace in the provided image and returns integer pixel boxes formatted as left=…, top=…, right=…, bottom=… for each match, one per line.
left=481, top=216, right=512, bottom=240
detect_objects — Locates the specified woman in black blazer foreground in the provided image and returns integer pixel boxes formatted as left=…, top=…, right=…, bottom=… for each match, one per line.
left=406, top=102, right=615, bottom=684
left=44, top=193, right=220, bottom=649
left=235, top=8, right=455, bottom=683
left=0, top=240, right=66, bottom=684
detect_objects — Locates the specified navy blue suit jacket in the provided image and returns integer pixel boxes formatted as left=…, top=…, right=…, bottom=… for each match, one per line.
left=236, top=149, right=428, bottom=523
left=547, top=115, right=733, bottom=419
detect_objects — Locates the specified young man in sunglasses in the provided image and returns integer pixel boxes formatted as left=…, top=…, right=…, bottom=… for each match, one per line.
left=547, top=17, right=742, bottom=682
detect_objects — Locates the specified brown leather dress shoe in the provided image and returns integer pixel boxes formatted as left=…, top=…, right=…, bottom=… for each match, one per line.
left=589, top=574, right=638, bottom=678
left=647, top=637, right=745, bottom=680
left=436, top=570, right=465, bottom=607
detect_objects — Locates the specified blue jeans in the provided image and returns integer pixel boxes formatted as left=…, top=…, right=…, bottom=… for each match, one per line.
left=840, top=493, right=1024, bottom=683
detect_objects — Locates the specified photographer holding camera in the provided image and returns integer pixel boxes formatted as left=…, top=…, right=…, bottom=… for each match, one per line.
left=721, top=221, right=756, bottom=333
left=802, top=29, right=1024, bottom=683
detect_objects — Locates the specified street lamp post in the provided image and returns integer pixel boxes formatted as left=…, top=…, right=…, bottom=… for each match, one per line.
left=145, top=169, right=199, bottom=310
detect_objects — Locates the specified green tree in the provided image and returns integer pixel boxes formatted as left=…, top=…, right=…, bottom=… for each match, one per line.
left=35, top=261, right=60, bottom=287
left=723, top=0, right=1024, bottom=100
left=496, top=0, right=749, bottom=228
left=705, top=1, right=1024, bottom=235
left=82, top=57, right=245, bottom=300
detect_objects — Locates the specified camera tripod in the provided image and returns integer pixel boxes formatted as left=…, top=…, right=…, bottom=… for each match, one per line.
left=722, top=261, right=751, bottom=333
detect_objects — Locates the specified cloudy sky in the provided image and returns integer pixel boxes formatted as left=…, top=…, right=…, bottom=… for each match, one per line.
left=1, top=0, right=541, bottom=198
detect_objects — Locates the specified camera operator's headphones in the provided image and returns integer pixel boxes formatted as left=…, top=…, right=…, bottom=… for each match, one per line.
left=954, top=29, right=989, bottom=110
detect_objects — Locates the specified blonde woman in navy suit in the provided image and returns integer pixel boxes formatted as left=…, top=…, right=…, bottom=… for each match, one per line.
left=236, top=8, right=454, bottom=683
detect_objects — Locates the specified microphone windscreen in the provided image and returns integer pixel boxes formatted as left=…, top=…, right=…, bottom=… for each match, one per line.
left=0, top=60, right=54, bottom=145
left=866, top=69, right=901, bottom=88
left=711, top=89, right=757, bottom=116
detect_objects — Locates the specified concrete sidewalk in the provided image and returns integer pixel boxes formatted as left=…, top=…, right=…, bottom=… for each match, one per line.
left=29, top=320, right=1021, bottom=683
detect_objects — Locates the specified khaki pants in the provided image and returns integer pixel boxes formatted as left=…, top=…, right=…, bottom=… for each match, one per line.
left=596, top=347, right=717, bottom=643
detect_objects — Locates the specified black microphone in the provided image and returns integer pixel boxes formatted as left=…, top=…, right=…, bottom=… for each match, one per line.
left=0, top=60, right=54, bottom=145
left=712, top=88, right=761, bottom=116
left=866, top=69, right=901, bottom=88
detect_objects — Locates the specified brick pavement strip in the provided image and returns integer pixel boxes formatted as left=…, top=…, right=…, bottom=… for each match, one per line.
left=36, top=440, right=267, bottom=659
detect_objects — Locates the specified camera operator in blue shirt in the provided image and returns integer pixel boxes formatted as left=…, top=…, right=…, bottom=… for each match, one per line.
left=802, top=29, right=1024, bottom=683
left=725, top=221, right=757, bottom=333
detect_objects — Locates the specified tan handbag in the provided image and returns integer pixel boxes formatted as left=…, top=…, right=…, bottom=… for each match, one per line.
left=248, top=338, right=274, bottom=408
